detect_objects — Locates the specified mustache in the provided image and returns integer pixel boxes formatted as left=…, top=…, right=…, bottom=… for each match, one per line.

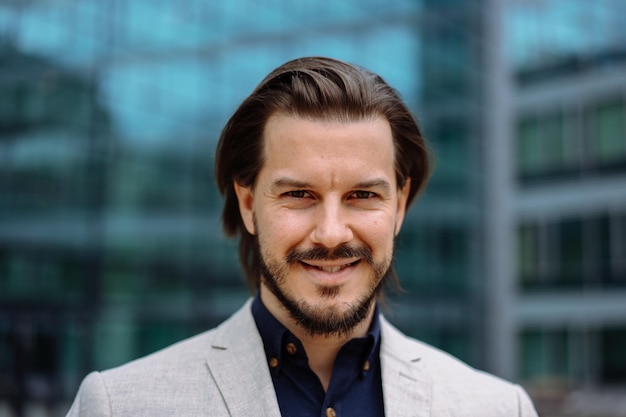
left=286, top=245, right=373, bottom=265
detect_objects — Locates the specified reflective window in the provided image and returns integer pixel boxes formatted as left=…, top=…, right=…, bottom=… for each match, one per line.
left=427, top=120, right=470, bottom=194
left=508, top=1, right=626, bottom=76
left=518, top=112, right=569, bottom=179
left=559, top=219, right=584, bottom=285
left=519, top=211, right=626, bottom=290
left=521, top=329, right=571, bottom=383
left=523, top=326, right=626, bottom=387
left=518, top=224, right=539, bottom=285
left=593, top=100, right=626, bottom=164
left=518, top=98, right=626, bottom=182
left=518, top=117, right=543, bottom=176
left=397, top=223, right=469, bottom=295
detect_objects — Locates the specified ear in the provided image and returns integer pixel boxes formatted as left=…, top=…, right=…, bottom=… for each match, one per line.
left=394, top=178, right=411, bottom=236
left=234, top=181, right=256, bottom=235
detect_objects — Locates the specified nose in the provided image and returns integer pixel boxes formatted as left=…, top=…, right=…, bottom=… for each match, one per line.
left=310, top=199, right=354, bottom=249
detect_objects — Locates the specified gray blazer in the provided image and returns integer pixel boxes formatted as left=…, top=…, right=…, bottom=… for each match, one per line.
left=67, top=299, right=538, bottom=416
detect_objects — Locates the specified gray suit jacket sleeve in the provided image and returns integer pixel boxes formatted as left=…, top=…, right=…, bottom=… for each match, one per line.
left=66, top=372, right=112, bottom=417
left=66, top=300, right=538, bottom=417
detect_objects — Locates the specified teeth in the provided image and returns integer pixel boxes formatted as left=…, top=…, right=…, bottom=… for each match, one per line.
left=318, top=265, right=342, bottom=273
left=307, top=261, right=360, bottom=273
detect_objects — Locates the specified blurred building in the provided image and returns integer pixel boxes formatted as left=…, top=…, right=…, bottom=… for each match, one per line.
left=0, top=1, right=625, bottom=417
left=510, top=2, right=626, bottom=414
left=515, top=63, right=626, bottom=414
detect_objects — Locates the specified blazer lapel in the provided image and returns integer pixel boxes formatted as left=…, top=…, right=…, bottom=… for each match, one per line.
left=205, top=303, right=435, bottom=417
left=380, top=317, right=433, bottom=417
left=205, top=299, right=281, bottom=417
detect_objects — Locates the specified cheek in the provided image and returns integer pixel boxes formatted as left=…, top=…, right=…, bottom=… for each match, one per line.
left=260, top=209, right=313, bottom=247
left=355, top=213, right=396, bottom=247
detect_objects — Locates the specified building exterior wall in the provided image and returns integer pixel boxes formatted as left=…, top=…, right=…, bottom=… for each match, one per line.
left=515, top=62, right=626, bottom=392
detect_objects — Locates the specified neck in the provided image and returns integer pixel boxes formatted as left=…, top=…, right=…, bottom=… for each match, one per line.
left=260, top=286, right=376, bottom=391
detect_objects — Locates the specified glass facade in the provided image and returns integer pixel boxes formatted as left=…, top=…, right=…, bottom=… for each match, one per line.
left=508, top=0, right=626, bottom=79
left=3, top=1, right=485, bottom=414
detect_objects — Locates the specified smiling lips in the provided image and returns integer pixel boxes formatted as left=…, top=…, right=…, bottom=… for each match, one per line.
left=301, top=260, right=361, bottom=273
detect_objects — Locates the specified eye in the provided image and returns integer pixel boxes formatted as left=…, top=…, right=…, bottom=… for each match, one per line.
left=284, top=190, right=310, bottom=199
left=351, top=191, right=376, bottom=199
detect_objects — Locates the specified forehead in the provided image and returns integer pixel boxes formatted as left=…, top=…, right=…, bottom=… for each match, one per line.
left=259, top=113, right=396, bottom=185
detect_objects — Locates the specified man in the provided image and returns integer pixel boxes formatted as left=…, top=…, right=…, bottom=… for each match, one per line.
left=67, top=57, right=538, bottom=416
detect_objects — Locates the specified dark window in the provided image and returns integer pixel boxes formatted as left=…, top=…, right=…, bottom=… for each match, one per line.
left=601, top=328, right=626, bottom=384
left=559, top=219, right=584, bottom=285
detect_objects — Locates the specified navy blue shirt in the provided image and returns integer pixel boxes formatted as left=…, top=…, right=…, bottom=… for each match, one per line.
left=252, top=294, right=385, bottom=417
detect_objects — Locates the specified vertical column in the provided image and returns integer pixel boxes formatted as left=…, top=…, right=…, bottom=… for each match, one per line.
left=482, top=0, right=517, bottom=380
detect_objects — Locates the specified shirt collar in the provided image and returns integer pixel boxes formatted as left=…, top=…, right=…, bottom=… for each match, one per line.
left=251, top=292, right=381, bottom=375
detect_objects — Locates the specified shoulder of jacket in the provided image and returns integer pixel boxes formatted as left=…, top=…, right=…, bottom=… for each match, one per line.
left=380, top=315, right=519, bottom=390
left=380, top=317, right=537, bottom=415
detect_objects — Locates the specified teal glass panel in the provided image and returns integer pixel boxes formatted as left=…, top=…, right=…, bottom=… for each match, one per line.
left=519, top=117, right=543, bottom=175
left=594, top=100, right=625, bottom=163
left=518, top=224, right=538, bottom=285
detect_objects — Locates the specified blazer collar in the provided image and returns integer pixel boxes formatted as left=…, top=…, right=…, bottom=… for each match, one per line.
left=380, top=316, right=434, bottom=417
left=205, top=299, right=282, bottom=417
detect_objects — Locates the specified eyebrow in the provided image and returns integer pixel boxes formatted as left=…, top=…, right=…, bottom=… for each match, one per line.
left=353, top=179, right=393, bottom=193
left=270, top=178, right=312, bottom=191
left=270, top=177, right=393, bottom=193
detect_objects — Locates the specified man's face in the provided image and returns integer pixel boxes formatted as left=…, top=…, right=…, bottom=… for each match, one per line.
left=235, top=113, right=410, bottom=336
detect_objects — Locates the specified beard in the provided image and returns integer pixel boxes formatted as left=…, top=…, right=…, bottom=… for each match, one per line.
left=258, top=241, right=393, bottom=337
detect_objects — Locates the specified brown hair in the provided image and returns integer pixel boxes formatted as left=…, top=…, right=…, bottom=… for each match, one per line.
left=215, top=56, right=431, bottom=291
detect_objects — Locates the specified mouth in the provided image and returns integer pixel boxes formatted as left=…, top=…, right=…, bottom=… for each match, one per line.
left=300, top=259, right=361, bottom=273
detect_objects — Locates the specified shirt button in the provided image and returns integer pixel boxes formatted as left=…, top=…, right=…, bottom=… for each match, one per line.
left=269, top=357, right=279, bottom=368
left=325, top=407, right=337, bottom=417
left=286, top=342, right=297, bottom=355
left=363, top=360, right=370, bottom=371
